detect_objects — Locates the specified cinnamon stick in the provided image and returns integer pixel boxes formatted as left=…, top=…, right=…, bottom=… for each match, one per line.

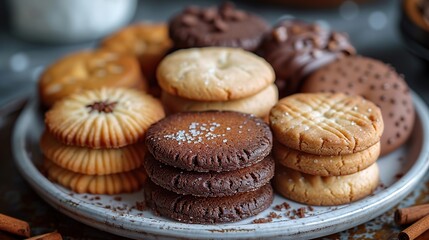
left=399, top=214, right=429, bottom=240
left=395, top=204, right=429, bottom=225
left=25, top=231, right=62, bottom=240
left=0, top=213, right=30, bottom=237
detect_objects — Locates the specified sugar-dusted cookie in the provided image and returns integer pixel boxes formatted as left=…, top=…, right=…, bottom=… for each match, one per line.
left=157, top=47, right=275, bottom=101
left=273, top=141, right=380, bottom=176
left=161, top=84, right=278, bottom=117
left=270, top=93, right=384, bottom=155
left=39, top=50, right=147, bottom=108
left=146, top=111, right=273, bottom=172
left=144, top=180, right=273, bottom=224
left=168, top=2, right=269, bottom=51
left=301, top=56, right=415, bottom=156
left=101, top=22, right=172, bottom=84
left=45, top=88, right=165, bottom=149
left=144, top=154, right=274, bottom=197
left=258, top=20, right=355, bottom=97
left=274, top=163, right=379, bottom=206
left=40, top=131, right=146, bottom=175
left=44, top=159, right=147, bottom=194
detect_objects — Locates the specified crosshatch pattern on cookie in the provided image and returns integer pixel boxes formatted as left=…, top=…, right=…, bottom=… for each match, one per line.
left=270, top=93, right=384, bottom=155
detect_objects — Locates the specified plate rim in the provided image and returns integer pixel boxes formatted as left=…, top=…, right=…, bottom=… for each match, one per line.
left=12, top=92, right=429, bottom=239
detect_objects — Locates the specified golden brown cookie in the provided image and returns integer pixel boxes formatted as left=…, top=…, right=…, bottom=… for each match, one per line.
left=157, top=47, right=275, bottom=101
left=274, top=163, right=379, bottom=206
left=269, top=93, right=384, bottom=156
left=100, top=22, right=172, bottom=84
left=40, top=131, right=146, bottom=175
left=161, top=84, right=278, bottom=117
left=45, top=88, right=165, bottom=149
left=273, top=141, right=380, bottom=176
left=44, top=159, right=147, bottom=194
left=38, top=50, right=148, bottom=108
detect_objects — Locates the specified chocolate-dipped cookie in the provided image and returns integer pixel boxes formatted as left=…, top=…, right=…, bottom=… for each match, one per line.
left=168, top=2, right=269, bottom=51
left=145, top=111, right=273, bottom=172
left=258, top=20, right=355, bottom=97
left=144, top=154, right=274, bottom=197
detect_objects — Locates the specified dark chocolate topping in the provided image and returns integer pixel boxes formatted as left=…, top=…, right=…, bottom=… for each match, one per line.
left=258, top=20, right=356, bottom=97
left=169, top=2, right=269, bottom=51
left=85, top=101, right=117, bottom=113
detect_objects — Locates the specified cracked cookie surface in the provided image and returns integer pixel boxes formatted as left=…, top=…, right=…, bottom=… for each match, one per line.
left=157, top=47, right=275, bottom=101
left=269, top=93, right=384, bottom=156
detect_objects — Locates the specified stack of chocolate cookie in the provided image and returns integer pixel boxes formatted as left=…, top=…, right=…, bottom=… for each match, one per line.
left=144, top=111, right=274, bottom=223
left=270, top=93, right=384, bottom=206
left=157, top=47, right=278, bottom=119
left=41, top=88, right=165, bottom=194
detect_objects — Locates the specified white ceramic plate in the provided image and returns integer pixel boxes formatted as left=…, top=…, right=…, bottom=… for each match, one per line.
left=12, top=93, right=429, bottom=240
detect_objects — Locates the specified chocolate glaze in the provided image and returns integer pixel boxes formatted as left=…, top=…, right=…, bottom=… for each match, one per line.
left=258, top=20, right=355, bottom=97
left=168, top=2, right=269, bottom=51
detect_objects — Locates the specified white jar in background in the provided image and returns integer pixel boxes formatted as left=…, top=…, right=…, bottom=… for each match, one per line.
left=9, top=0, right=137, bottom=43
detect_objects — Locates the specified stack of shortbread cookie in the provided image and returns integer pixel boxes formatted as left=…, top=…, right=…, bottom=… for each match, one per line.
left=157, top=47, right=278, bottom=119
left=270, top=93, right=384, bottom=205
left=144, top=111, right=274, bottom=223
left=41, top=88, right=165, bottom=194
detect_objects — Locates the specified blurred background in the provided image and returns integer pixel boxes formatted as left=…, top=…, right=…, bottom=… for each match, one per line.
left=0, top=0, right=428, bottom=238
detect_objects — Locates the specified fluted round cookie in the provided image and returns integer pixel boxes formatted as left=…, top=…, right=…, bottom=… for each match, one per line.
left=38, top=50, right=147, bottom=108
left=45, top=88, right=165, bottom=149
left=40, top=131, right=146, bottom=175
left=145, top=111, right=273, bottom=172
left=101, top=22, right=172, bottom=84
left=274, top=163, right=379, bottom=206
left=145, top=154, right=274, bottom=197
left=301, top=56, right=415, bottom=156
left=161, top=84, right=278, bottom=117
left=270, top=93, right=384, bottom=156
left=44, top=159, right=147, bottom=194
left=144, top=181, right=273, bottom=224
left=157, top=47, right=275, bottom=101
left=274, top=141, right=380, bottom=176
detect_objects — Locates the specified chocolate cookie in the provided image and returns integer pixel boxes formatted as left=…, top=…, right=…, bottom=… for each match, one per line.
left=145, top=111, right=273, bottom=172
left=301, top=56, right=415, bottom=156
left=144, top=180, right=273, bottom=224
left=168, top=2, right=269, bottom=51
left=258, top=20, right=355, bottom=97
left=144, top=154, right=274, bottom=197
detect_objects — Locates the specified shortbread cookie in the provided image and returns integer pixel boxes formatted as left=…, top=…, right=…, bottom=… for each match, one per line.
left=157, top=47, right=275, bottom=101
left=144, top=181, right=273, bottom=224
left=258, top=20, right=355, bottom=97
left=301, top=56, right=415, bottom=156
left=274, top=163, right=379, bottom=205
left=101, top=22, right=172, bottom=84
left=40, top=131, right=146, bottom=175
left=146, top=111, right=273, bottom=172
left=39, top=50, right=147, bottom=108
left=168, top=2, right=269, bottom=51
left=270, top=93, right=384, bottom=155
left=44, top=159, right=147, bottom=194
left=144, top=154, right=274, bottom=197
left=161, top=84, right=278, bottom=117
left=45, top=88, right=165, bottom=149
left=274, top=141, right=380, bottom=176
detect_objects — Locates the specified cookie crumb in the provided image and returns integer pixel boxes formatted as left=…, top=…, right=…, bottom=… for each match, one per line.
left=114, top=196, right=122, bottom=201
left=253, top=217, right=273, bottom=224
left=274, top=202, right=291, bottom=211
